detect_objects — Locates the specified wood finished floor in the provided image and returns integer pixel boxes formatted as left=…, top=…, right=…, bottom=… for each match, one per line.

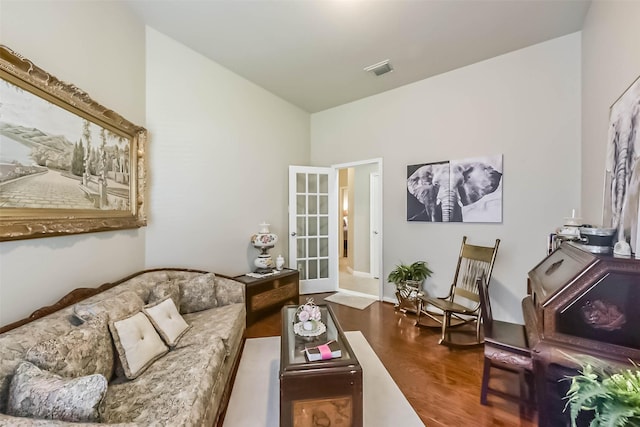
left=246, top=293, right=537, bottom=427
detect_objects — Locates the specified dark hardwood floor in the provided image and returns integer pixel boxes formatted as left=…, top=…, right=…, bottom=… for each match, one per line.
left=246, top=293, right=537, bottom=427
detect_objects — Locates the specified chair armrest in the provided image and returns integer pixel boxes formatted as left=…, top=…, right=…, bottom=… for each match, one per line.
left=427, top=284, right=455, bottom=301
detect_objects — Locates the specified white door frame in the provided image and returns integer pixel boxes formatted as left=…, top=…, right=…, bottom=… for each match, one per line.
left=370, top=172, right=381, bottom=279
left=340, top=186, right=348, bottom=258
left=332, top=158, right=383, bottom=300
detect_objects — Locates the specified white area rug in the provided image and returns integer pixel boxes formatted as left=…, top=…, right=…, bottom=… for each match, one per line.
left=223, top=331, right=424, bottom=427
left=324, top=293, right=376, bottom=310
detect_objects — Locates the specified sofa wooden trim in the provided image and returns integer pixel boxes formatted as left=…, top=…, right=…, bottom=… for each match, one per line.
left=215, top=337, right=246, bottom=427
left=0, top=268, right=216, bottom=334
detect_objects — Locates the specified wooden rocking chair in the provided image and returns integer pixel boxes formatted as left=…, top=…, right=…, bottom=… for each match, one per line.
left=416, top=236, right=500, bottom=346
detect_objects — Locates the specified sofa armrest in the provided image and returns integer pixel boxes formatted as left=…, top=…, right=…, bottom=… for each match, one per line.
left=214, top=276, right=245, bottom=306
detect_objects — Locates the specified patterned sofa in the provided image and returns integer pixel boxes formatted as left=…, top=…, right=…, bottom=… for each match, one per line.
left=0, top=269, right=246, bottom=426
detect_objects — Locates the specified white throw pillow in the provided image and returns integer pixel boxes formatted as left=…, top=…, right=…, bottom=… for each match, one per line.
left=109, top=312, right=168, bottom=379
left=143, top=298, right=191, bottom=348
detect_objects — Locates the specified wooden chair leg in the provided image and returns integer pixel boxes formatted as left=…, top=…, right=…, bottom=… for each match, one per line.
left=415, top=299, right=423, bottom=326
left=438, top=312, right=450, bottom=344
left=524, top=370, right=536, bottom=416
left=517, top=368, right=528, bottom=417
left=480, top=357, right=491, bottom=405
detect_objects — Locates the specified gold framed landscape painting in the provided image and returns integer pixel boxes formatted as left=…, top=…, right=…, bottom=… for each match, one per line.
left=0, top=45, right=147, bottom=241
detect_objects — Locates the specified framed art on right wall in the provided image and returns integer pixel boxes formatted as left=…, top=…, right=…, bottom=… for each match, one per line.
left=603, top=74, right=640, bottom=254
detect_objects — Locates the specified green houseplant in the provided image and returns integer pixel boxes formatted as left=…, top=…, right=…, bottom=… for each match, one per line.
left=387, top=261, right=433, bottom=312
left=564, top=361, right=640, bottom=427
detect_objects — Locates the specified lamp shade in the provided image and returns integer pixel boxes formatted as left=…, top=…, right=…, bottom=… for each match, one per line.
left=251, top=222, right=278, bottom=249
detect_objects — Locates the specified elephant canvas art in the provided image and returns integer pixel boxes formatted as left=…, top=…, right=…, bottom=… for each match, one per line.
left=407, top=155, right=503, bottom=222
left=603, top=74, right=640, bottom=254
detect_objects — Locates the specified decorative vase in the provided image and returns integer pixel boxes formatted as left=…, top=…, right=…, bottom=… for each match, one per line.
left=276, top=254, right=285, bottom=271
left=303, top=320, right=314, bottom=331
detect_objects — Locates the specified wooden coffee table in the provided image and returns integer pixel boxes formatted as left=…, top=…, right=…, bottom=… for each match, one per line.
left=279, top=304, right=363, bottom=427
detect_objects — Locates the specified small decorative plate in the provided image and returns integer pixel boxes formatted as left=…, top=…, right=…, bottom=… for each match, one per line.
left=293, top=320, right=326, bottom=337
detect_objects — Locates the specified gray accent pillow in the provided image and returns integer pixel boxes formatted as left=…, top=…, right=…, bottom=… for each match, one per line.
left=74, top=290, right=145, bottom=323
left=109, top=311, right=169, bottom=379
left=148, top=280, right=181, bottom=308
left=7, top=361, right=107, bottom=423
left=214, top=276, right=245, bottom=306
left=26, top=315, right=114, bottom=381
left=179, top=273, right=218, bottom=313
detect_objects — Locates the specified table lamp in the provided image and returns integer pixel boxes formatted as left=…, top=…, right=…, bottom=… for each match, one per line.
left=250, top=222, right=278, bottom=273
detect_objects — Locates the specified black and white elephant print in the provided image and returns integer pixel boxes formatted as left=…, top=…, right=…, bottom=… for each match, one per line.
left=605, top=85, right=640, bottom=251
left=407, top=162, right=448, bottom=221
left=407, top=158, right=502, bottom=222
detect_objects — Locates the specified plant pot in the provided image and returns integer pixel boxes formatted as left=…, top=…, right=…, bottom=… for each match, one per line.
left=395, top=280, right=422, bottom=313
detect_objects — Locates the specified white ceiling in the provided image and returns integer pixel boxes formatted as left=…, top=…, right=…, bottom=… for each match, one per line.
left=125, top=0, right=591, bottom=113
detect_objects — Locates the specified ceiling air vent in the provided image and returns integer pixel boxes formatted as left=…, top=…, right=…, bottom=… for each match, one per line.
left=363, top=60, right=393, bottom=76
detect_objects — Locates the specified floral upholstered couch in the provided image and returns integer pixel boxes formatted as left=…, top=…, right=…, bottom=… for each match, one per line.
left=0, top=269, right=246, bottom=426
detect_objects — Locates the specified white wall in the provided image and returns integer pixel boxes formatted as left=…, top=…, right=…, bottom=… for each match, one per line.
left=311, top=33, right=582, bottom=322
left=581, top=1, right=640, bottom=225
left=4, top=2, right=620, bottom=326
left=144, top=28, right=310, bottom=275
left=0, top=1, right=146, bottom=326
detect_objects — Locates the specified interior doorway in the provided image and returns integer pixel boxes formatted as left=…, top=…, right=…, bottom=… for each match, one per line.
left=333, top=159, right=383, bottom=299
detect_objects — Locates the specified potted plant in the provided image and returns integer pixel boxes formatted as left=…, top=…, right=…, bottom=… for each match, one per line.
left=387, top=261, right=433, bottom=313
left=564, top=360, right=640, bottom=427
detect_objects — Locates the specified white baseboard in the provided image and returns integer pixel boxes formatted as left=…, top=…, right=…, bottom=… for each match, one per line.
left=383, top=295, right=398, bottom=305
left=335, top=287, right=379, bottom=300
left=350, top=269, right=374, bottom=278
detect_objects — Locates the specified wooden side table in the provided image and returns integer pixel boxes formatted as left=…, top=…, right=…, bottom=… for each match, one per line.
left=233, top=269, right=299, bottom=326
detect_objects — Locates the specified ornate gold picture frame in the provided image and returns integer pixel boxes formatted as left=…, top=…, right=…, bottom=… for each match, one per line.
left=0, top=45, right=147, bottom=241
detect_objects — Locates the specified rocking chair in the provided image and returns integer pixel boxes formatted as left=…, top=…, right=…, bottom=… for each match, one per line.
left=416, top=236, right=500, bottom=346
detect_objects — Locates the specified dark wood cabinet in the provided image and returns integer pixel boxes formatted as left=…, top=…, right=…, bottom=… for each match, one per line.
left=524, top=243, right=640, bottom=426
left=233, top=269, right=299, bottom=326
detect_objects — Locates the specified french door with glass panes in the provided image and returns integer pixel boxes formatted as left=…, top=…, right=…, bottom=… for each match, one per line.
left=288, top=166, right=338, bottom=294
